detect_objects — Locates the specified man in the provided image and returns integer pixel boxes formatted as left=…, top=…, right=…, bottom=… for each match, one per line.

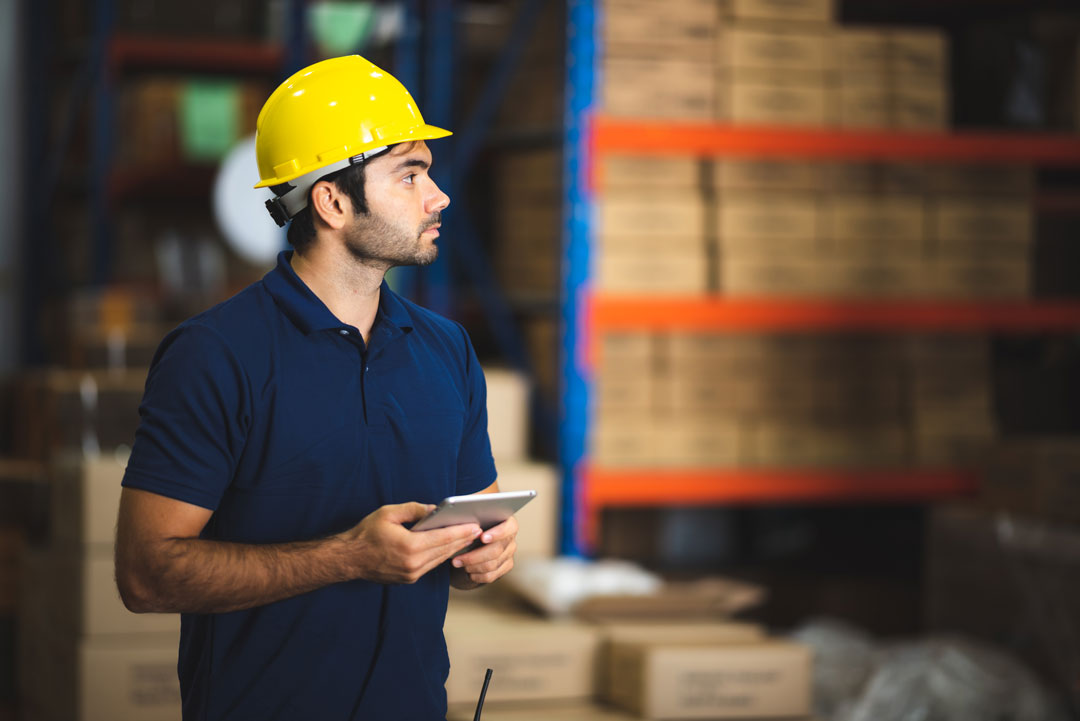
left=114, top=55, right=518, bottom=720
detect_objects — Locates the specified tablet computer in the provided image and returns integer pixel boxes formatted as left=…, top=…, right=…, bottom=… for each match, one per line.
left=410, top=490, right=537, bottom=533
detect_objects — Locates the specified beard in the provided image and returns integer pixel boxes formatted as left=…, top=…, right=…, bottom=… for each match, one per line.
left=343, top=209, right=441, bottom=268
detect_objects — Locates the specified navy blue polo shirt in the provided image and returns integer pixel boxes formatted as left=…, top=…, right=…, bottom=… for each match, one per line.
left=122, top=251, right=497, bottom=721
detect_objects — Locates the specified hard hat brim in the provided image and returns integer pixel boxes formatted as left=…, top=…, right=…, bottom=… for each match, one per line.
left=252, top=124, right=453, bottom=189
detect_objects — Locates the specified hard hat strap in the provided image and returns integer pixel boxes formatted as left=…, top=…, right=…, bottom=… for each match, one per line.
left=265, top=145, right=390, bottom=226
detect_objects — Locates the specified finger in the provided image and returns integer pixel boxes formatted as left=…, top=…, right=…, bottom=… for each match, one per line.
left=412, top=523, right=483, bottom=551
left=478, top=516, right=518, bottom=544
left=469, top=555, right=514, bottom=585
left=382, top=501, right=436, bottom=524
left=454, top=537, right=515, bottom=571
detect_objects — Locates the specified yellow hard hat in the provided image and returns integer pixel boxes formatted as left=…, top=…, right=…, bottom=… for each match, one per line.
left=254, top=55, right=451, bottom=225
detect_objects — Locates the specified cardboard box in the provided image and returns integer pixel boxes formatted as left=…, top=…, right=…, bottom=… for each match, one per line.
left=717, top=80, right=829, bottom=126
left=598, top=191, right=706, bottom=240
left=925, top=259, right=1031, bottom=299
left=595, top=369, right=655, bottom=412
left=594, top=621, right=765, bottom=702
left=596, top=253, right=709, bottom=294
left=608, top=640, right=812, bottom=719
left=603, top=0, right=718, bottom=46
left=719, top=259, right=823, bottom=296
left=892, top=83, right=949, bottom=129
left=716, top=192, right=820, bottom=241
left=833, top=28, right=891, bottom=76
left=12, top=370, right=148, bottom=461
left=813, top=259, right=925, bottom=298
left=599, top=332, right=655, bottom=371
left=18, top=622, right=180, bottom=721
left=721, top=0, right=834, bottom=24
left=591, top=417, right=657, bottom=468
left=713, top=159, right=828, bottom=192
left=749, top=422, right=908, bottom=466
left=654, top=371, right=740, bottom=416
left=51, top=454, right=127, bottom=548
left=599, top=155, right=701, bottom=191
left=927, top=166, right=1035, bottom=195
left=444, top=603, right=600, bottom=707
left=495, top=462, right=559, bottom=558
left=719, top=234, right=820, bottom=261
left=832, top=84, right=891, bottom=128
left=824, top=195, right=926, bottom=242
left=653, top=419, right=746, bottom=467
left=928, top=198, right=1034, bottom=244
left=822, top=235, right=923, bottom=262
left=890, top=29, right=948, bottom=76
left=485, top=368, right=530, bottom=462
left=603, top=58, right=714, bottom=120
left=448, top=705, right=640, bottom=721
left=717, top=27, right=829, bottom=72
left=22, top=546, right=180, bottom=638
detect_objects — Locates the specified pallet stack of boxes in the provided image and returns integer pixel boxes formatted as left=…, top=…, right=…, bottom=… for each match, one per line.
left=450, top=372, right=816, bottom=720
left=8, top=291, right=182, bottom=721
left=589, top=0, right=1033, bottom=474
left=444, top=594, right=816, bottom=720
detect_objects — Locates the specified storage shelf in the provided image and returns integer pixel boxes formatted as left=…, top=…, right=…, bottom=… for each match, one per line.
left=108, top=35, right=284, bottom=75
left=579, top=467, right=979, bottom=548
left=589, top=295, right=1080, bottom=334
left=109, top=164, right=219, bottom=205
left=591, top=116, right=1080, bottom=166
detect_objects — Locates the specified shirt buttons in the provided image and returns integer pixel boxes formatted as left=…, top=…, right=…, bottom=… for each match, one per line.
left=365, top=366, right=370, bottom=372
left=339, top=329, right=349, bottom=336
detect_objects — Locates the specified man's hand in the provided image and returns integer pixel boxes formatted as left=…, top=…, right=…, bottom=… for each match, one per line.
left=340, top=502, right=483, bottom=585
left=450, top=514, right=518, bottom=588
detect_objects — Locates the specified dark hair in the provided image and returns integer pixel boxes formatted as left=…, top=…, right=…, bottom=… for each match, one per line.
left=286, top=161, right=370, bottom=253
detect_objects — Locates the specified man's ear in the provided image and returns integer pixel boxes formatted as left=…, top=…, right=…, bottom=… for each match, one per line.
left=309, top=180, right=350, bottom=230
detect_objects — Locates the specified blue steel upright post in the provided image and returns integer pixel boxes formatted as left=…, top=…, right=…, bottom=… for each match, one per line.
left=560, top=0, right=596, bottom=555
left=423, top=0, right=456, bottom=318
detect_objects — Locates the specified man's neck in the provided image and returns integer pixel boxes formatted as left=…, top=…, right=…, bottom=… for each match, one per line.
left=290, top=245, right=386, bottom=344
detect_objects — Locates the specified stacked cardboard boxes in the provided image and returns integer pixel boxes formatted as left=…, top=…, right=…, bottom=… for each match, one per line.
left=17, top=455, right=182, bottom=721
left=492, top=149, right=562, bottom=301
left=600, top=0, right=949, bottom=130
left=592, top=332, right=996, bottom=469
left=444, top=598, right=814, bottom=720
left=483, top=367, right=560, bottom=559
left=596, top=156, right=708, bottom=294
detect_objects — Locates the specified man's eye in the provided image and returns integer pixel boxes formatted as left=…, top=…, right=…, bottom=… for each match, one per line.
left=404, top=174, right=416, bottom=184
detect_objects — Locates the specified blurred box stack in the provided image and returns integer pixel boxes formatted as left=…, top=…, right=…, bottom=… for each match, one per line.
left=592, top=332, right=1002, bottom=469
left=483, top=368, right=560, bottom=558
left=596, top=156, right=708, bottom=294
left=831, top=27, right=949, bottom=130
left=716, top=161, right=1033, bottom=299
left=907, top=335, right=996, bottom=466
left=444, top=595, right=815, bottom=720
left=17, top=455, right=181, bottom=721
left=492, top=149, right=562, bottom=302
left=602, top=0, right=718, bottom=121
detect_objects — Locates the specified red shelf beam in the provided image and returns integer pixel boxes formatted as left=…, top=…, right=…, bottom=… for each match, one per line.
left=591, top=116, right=1080, bottom=166
left=108, top=35, right=283, bottom=75
left=589, top=296, right=1080, bottom=333
left=578, top=467, right=979, bottom=549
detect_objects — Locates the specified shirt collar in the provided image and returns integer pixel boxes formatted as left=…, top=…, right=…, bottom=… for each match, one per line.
left=263, top=250, right=414, bottom=336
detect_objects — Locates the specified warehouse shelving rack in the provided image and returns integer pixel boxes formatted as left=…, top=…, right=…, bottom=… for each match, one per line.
left=561, top=1, right=1080, bottom=555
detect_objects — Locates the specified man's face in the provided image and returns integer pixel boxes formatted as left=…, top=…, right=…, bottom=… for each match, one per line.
left=343, top=141, right=450, bottom=268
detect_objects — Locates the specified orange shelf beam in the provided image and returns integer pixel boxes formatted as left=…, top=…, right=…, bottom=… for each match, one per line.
left=589, top=296, right=1080, bottom=333
left=579, top=467, right=979, bottom=549
left=108, top=35, right=284, bottom=75
left=591, top=116, right=1080, bottom=166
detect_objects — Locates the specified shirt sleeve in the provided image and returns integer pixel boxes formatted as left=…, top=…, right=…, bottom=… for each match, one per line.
left=122, top=322, right=251, bottom=510
left=454, top=326, right=498, bottom=496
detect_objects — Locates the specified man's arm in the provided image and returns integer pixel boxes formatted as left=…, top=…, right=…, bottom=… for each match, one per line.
left=115, top=487, right=484, bottom=614
left=449, top=481, right=518, bottom=591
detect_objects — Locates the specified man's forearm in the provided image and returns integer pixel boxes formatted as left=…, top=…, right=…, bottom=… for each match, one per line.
left=121, top=534, right=357, bottom=614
